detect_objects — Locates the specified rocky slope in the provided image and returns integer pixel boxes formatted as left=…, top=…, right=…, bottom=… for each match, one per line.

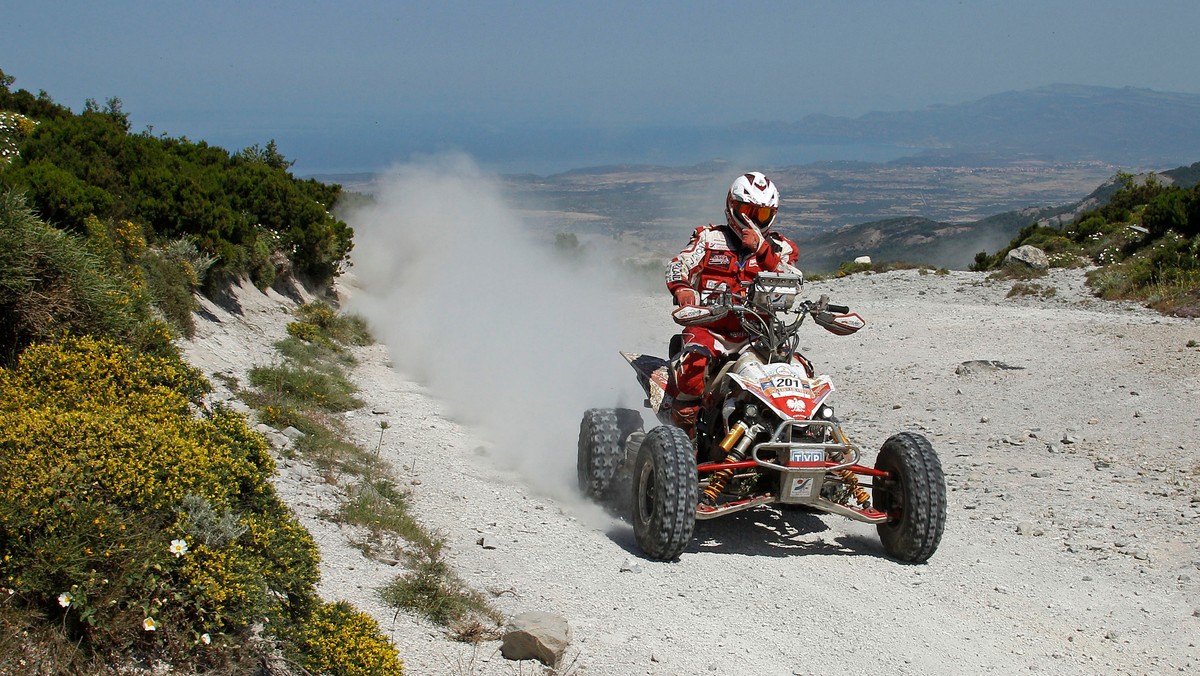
left=183, top=267, right=1200, bottom=675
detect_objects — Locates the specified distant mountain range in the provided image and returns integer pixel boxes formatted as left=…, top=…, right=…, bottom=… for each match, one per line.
left=796, top=161, right=1200, bottom=272
left=316, top=84, right=1200, bottom=273
left=748, top=84, right=1200, bottom=168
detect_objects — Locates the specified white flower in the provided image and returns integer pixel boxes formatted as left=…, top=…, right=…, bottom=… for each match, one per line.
left=58, top=592, right=73, bottom=608
left=143, top=617, right=157, bottom=631
left=201, top=633, right=211, bottom=645
left=169, top=539, right=189, bottom=558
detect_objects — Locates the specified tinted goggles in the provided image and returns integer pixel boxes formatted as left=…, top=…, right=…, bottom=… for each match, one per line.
left=736, top=201, right=777, bottom=227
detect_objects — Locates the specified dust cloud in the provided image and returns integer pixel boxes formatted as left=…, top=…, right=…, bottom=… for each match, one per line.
left=344, top=154, right=645, bottom=498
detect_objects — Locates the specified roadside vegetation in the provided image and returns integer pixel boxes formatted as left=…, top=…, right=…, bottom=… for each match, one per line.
left=0, top=70, right=410, bottom=673
left=0, top=320, right=403, bottom=673
left=971, top=169, right=1200, bottom=317
left=239, top=306, right=503, bottom=641
left=2, top=62, right=500, bottom=667
left=0, top=68, right=351, bottom=292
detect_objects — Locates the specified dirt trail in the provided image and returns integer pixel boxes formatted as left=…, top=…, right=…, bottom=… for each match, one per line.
left=185, top=268, right=1200, bottom=675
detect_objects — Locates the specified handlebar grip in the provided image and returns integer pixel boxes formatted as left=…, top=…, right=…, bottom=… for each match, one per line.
left=827, top=304, right=850, bottom=314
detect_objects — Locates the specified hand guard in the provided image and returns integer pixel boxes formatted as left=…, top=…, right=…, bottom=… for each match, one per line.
left=671, top=303, right=729, bottom=326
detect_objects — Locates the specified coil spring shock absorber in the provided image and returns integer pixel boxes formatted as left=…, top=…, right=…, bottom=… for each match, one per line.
left=836, top=468, right=871, bottom=507
left=703, top=419, right=762, bottom=503
left=827, top=427, right=869, bottom=507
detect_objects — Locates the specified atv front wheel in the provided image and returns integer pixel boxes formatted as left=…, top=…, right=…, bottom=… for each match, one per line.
left=577, top=408, right=643, bottom=504
left=873, top=432, right=946, bottom=563
left=631, top=425, right=697, bottom=561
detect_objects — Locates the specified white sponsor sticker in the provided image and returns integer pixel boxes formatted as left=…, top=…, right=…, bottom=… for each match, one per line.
left=790, top=477, right=814, bottom=497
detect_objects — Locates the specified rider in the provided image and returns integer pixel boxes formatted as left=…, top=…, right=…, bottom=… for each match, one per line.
left=664, top=171, right=801, bottom=437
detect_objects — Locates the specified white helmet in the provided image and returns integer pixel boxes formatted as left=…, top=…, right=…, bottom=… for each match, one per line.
left=725, top=171, right=779, bottom=237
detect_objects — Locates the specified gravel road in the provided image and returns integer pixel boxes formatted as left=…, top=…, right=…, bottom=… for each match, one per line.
left=185, top=265, right=1200, bottom=675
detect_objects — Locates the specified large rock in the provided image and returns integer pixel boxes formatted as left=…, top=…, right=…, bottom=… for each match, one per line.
left=500, top=611, right=571, bottom=666
left=1002, top=245, right=1049, bottom=271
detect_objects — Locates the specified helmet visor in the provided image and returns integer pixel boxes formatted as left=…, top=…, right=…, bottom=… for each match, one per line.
left=736, top=201, right=777, bottom=227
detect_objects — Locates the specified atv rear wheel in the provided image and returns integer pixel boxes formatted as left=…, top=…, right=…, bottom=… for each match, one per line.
left=631, top=425, right=697, bottom=561
left=873, top=432, right=946, bottom=563
left=577, top=408, right=643, bottom=504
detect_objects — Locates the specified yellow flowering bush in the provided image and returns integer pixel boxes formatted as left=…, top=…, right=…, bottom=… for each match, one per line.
left=176, top=543, right=266, bottom=631
left=239, top=510, right=319, bottom=617
left=287, top=320, right=325, bottom=344
left=0, top=336, right=321, bottom=668
left=289, top=600, right=405, bottom=676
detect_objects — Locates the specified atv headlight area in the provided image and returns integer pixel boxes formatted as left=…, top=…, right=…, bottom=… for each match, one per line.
left=750, top=272, right=803, bottom=311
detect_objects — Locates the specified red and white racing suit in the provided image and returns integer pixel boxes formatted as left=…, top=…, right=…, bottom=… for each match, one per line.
left=664, top=224, right=800, bottom=428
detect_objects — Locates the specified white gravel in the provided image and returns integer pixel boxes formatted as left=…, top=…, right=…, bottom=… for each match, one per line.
left=183, top=267, right=1200, bottom=675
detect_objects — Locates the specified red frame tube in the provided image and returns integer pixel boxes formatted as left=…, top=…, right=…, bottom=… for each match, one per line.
left=696, top=461, right=889, bottom=479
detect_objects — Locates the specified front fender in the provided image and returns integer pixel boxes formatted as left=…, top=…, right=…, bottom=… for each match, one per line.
left=726, top=369, right=834, bottom=421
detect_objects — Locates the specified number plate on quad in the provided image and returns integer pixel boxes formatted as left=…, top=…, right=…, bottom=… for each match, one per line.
left=788, top=449, right=826, bottom=464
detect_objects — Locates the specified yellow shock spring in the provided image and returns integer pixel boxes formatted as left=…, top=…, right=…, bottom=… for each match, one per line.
left=830, top=426, right=870, bottom=506
left=837, top=468, right=872, bottom=506
left=702, top=422, right=750, bottom=502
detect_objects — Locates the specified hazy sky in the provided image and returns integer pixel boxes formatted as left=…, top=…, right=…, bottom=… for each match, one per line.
left=5, top=1, right=1199, bottom=174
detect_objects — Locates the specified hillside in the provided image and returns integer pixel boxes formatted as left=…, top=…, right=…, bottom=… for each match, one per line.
left=796, top=160, right=1200, bottom=272
left=794, top=211, right=1052, bottom=273
left=754, top=84, right=1200, bottom=167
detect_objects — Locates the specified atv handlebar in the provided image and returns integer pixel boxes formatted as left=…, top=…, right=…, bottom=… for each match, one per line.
left=702, top=290, right=851, bottom=319
left=677, top=273, right=863, bottom=337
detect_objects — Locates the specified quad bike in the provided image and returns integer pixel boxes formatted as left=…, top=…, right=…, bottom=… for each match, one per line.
left=577, top=272, right=946, bottom=562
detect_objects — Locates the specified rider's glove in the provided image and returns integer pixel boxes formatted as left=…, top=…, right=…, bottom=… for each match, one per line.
left=673, top=287, right=700, bottom=307
left=744, top=226, right=783, bottom=270
left=670, top=286, right=728, bottom=326
left=741, top=225, right=768, bottom=255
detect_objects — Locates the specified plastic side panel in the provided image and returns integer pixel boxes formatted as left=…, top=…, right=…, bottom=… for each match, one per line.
left=622, top=351, right=671, bottom=412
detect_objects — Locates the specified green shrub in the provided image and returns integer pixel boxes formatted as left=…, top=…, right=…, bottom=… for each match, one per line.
left=296, top=302, right=373, bottom=346
left=141, top=245, right=200, bottom=338
left=1007, top=282, right=1057, bottom=298
left=1143, top=188, right=1197, bottom=239
left=970, top=250, right=996, bottom=271
left=0, top=191, right=175, bottom=364
left=379, top=540, right=499, bottom=629
left=0, top=111, right=37, bottom=164
left=1, top=87, right=353, bottom=289
left=834, top=261, right=873, bottom=277
left=247, top=230, right=277, bottom=290
left=1072, top=214, right=1108, bottom=239
left=249, top=363, right=363, bottom=413
left=276, top=335, right=357, bottom=370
